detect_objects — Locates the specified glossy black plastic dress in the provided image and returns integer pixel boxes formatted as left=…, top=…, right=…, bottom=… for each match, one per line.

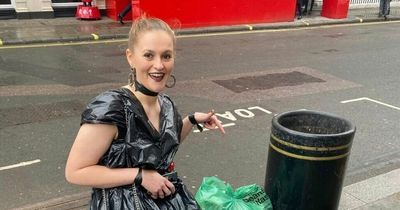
left=81, top=88, right=200, bottom=210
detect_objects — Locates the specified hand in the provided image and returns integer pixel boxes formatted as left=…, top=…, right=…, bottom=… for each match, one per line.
left=195, top=110, right=226, bottom=134
left=141, top=169, right=176, bottom=199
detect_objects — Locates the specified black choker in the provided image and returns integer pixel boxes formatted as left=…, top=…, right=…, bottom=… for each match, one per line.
left=134, top=80, right=158, bottom=96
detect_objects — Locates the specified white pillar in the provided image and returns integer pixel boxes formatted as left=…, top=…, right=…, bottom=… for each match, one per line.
left=95, top=0, right=106, bottom=9
left=15, top=0, right=54, bottom=18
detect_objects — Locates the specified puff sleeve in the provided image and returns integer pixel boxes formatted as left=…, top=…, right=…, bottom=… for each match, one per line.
left=81, top=90, right=126, bottom=139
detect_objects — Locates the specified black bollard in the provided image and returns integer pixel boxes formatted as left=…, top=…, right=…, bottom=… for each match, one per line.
left=264, top=110, right=356, bottom=210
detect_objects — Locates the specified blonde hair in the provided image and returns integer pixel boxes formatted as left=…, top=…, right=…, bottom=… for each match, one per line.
left=128, top=17, right=176, bottom=51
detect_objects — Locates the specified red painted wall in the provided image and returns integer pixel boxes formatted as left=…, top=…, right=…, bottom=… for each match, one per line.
left=133, top=0, right=296, bottom=28
left=321, top=0, right=350, bottom=19
left=106, top=0, right=132, bottom=21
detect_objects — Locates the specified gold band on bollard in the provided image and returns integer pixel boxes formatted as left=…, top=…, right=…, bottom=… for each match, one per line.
left=269, top=143, right=350, bottom=161
left=270, top=134, right=351, bottom=152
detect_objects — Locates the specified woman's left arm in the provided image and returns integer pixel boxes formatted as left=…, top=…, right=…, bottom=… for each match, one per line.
left=180, top=111, right=225, bottom=142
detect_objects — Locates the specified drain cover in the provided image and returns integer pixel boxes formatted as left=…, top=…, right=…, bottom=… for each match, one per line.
left=213, top=71, right=325, bottom=93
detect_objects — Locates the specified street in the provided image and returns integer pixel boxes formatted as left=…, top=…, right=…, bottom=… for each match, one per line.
left=1, top=21, right=400, bottom=209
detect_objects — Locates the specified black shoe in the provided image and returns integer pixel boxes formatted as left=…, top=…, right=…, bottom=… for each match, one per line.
left=118, top=15, right=125, bottom=24
left=297, top=15, right=303, bottom=20
left=384, top=15, right=388, bottom=20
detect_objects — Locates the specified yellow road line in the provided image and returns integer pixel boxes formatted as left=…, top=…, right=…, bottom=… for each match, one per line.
left=1, top=20, right=400, bottom=49
left=0, top=39, right=127, bottom=49
left=270, top=143, right=349, bottom=161
left=179, top=20, right=400, bottom=39
left=91, top=33, right=99, bottom=40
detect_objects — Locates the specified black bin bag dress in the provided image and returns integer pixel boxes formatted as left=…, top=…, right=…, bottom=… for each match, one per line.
left=81, top=88, right=200, bottom=210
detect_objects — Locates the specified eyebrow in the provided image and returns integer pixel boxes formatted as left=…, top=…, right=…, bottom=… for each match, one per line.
left=142, top=49, right=173, bottom=54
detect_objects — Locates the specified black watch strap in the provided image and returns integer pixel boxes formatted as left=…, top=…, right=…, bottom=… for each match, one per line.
left=188, top=113, right=203, bottom=132
left=134, top=168, right=143, bottom=186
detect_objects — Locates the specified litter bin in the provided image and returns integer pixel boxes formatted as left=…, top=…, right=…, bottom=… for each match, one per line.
left=321, top=0, right=350, bottom=19
left=264, top=110, right=356, bottom=210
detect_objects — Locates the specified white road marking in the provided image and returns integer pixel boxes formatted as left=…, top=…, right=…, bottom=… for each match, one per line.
left=193, top=123, right=236, bottom=133
left=0, top=159, right=41, bottom=171
left=341, top=97, right=400, bottom=111
left=193, top=106, right=272, bottom=133
left=248, top=106, right=272, bottom=114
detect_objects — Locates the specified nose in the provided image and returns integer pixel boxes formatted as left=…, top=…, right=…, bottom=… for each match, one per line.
left=153, top=57, right=164, bottom=70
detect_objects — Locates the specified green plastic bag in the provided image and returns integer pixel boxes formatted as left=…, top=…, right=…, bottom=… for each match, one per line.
left=195, top=177, right=273, bottom=210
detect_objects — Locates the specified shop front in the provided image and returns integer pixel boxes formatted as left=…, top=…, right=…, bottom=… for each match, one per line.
left=135, top=0, right=296, bottom=28
left=1, top=0, right=105, bottom=19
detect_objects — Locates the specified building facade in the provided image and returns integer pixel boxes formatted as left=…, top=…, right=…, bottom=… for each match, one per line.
left=0, top=0, right=398, bottom=20
left=0, top=0, right=105, bottom=19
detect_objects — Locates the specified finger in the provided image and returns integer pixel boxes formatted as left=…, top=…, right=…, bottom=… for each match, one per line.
left=203, top=118, right=225, bottom=134
left=165, top=180, right=176, bottom=194
left=203, top=121, right=216, bottom=129
left=204, top=110, right=215, bottom=120
left=162, top=185, right=172, bottom=197
left=158, top=190, right=165, bottom=199
left=151, top=194, right=158, bottom=199
left=213, top=116, right=225, bottom=134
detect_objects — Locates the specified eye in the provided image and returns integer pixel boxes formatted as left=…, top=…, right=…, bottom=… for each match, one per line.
left=162, top=53, right=173, bottom=61
left=143, top=53, right=154, bottom=60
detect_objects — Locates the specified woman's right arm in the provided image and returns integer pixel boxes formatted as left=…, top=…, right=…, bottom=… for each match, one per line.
left=65, top=123, right=138, bottom=188
left=65, top=123, right=176, bottom=198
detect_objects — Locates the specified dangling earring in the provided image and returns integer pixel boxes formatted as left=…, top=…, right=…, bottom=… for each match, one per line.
left=128, top=67, right=136, bottom=87
left=165, top=74, right=176, bottom=88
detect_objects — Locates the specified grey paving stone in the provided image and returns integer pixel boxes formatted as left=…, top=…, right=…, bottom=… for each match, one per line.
left=339, top=192, right=367, bottom=210
left=354, top=192, right=400, bottom=210
left=344, top=168, right=400, bottom=203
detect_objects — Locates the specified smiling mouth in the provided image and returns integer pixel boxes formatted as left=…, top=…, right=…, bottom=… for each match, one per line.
left=149, top=72, right=165, bottom=82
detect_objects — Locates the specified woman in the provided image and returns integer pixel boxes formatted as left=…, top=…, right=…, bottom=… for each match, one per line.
left=65, top=17, right=225, bottom=209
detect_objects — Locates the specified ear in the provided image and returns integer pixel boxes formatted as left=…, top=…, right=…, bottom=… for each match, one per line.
left=126, top=48, right=135, bottom=68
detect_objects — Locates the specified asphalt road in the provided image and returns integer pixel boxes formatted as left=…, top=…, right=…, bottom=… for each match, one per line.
left=1, top=21, right=400, bottom=209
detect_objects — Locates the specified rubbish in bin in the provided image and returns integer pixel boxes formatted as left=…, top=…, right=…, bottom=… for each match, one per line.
left=195, top=176, right=273, bottom=210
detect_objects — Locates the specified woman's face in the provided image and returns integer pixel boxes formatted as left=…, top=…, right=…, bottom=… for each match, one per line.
left=126, top=30, right=175, bottom=93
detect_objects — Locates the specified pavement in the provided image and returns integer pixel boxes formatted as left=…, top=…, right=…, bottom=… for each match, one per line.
left=0, top=6, right=400, bottom=46
left=2, top=5, right=400, bottom=210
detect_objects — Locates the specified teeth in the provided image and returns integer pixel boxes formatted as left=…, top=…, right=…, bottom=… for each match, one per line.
left=149, top=73, right=164, bottom=77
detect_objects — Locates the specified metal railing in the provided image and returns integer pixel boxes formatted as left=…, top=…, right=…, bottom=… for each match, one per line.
left=314, top=0, right=400, bottom=9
